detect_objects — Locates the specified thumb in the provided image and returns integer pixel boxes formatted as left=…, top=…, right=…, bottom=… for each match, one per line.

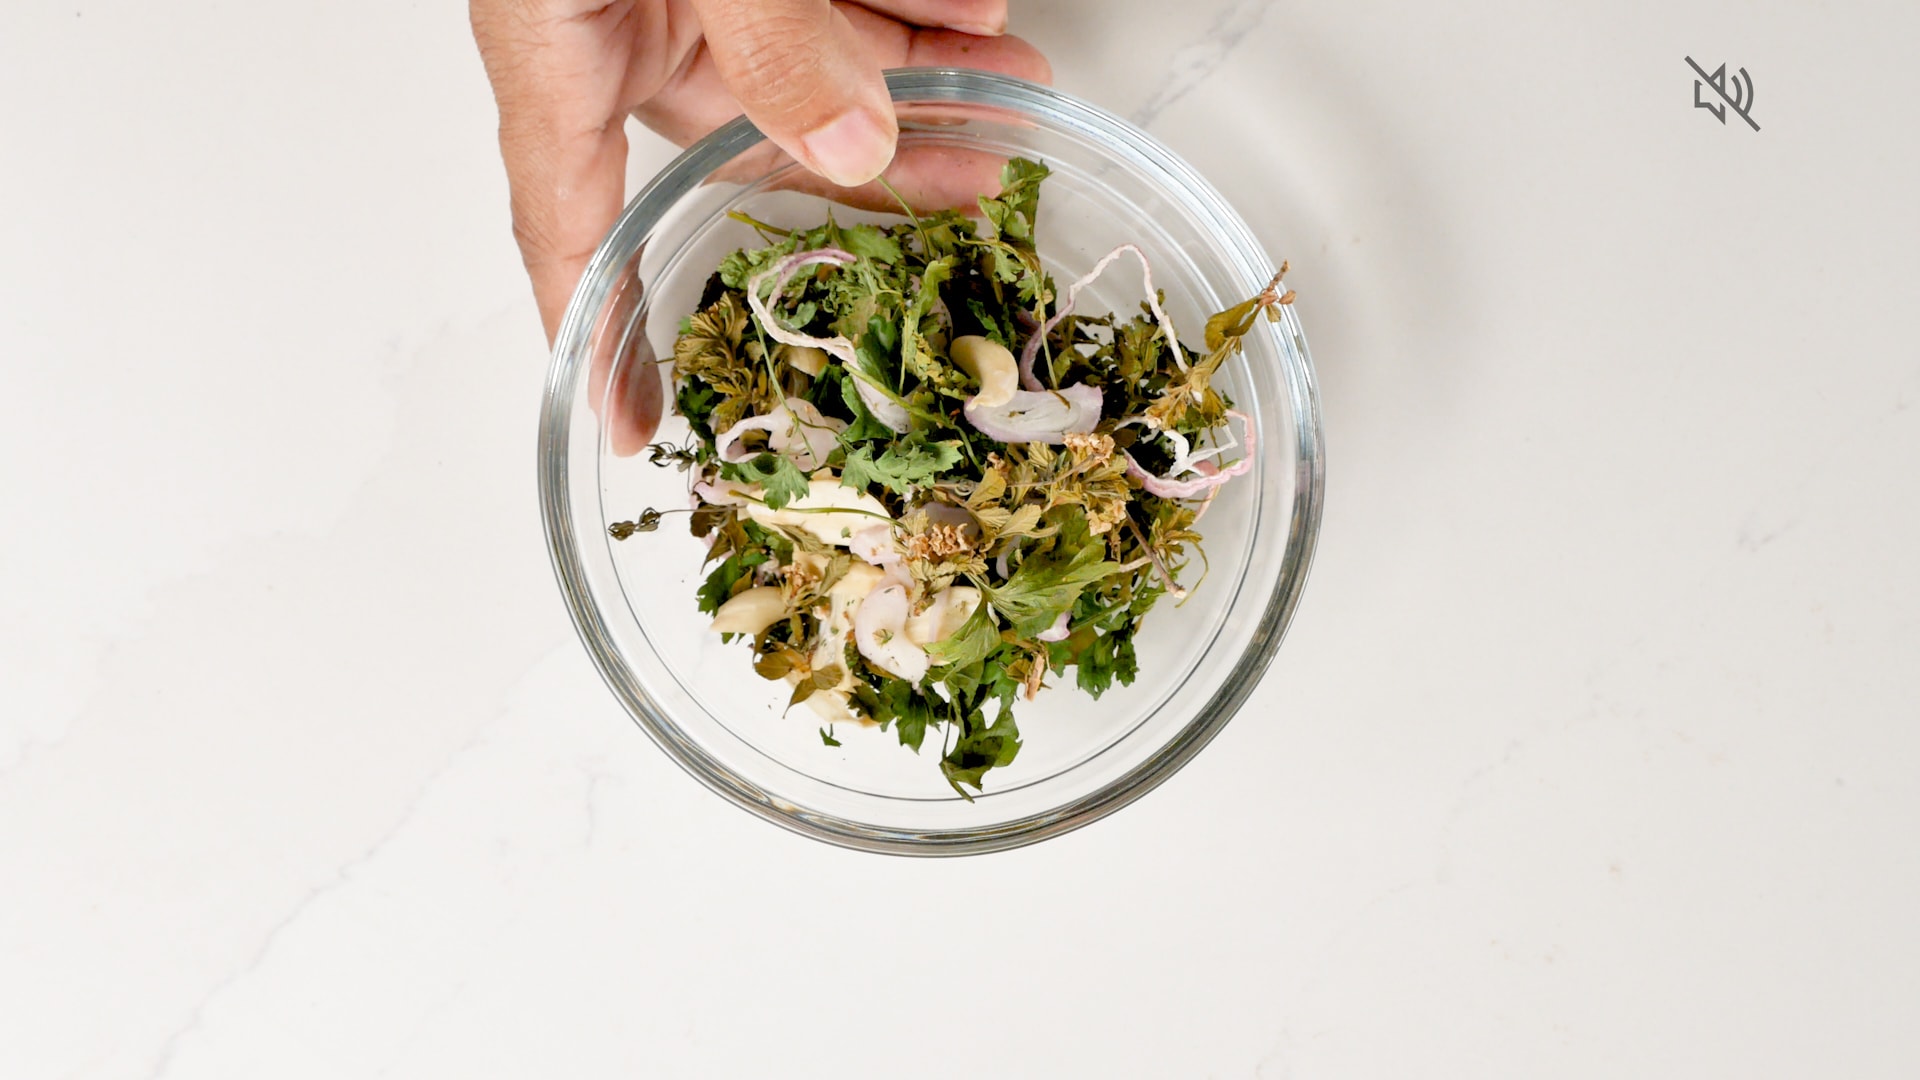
left=690, top=0, right=898, bottom=187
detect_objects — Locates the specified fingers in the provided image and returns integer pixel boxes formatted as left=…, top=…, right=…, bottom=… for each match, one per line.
left=688, top=0, right=898, bottom=188
left=586, top=264, right=665, bottom=456
left=470, top=0, right=654, bottom=343
left=508, top=120, right=630, bottom=346
left=635, top=20, right=1051, bottom=149
left=710, top=136, right=1015, bottom=215
left=890, top=23, right=1050, bottom=84
left=846, top=0, right=1007, bottom=36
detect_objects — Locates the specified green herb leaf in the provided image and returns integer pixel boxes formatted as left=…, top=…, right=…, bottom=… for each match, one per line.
left=836, top=369, right=896, bottom=444
left=754, top=651, right=794, bottom=681
left=695, top=547, right=766, bottom=616
left=925, top=602, right=1002, bottom=670
left=820, top=726, right=842, bottom=747
left=941, top=711, right=1023, bottom=798
left=841, top=436, right=963, bottom=497
left=724, top=452, right=811, bottom=511
left=901, top=256, right=957, bottom=379
left=1074, top=626, right=1140, bottom=698
left=985, top=522, right=1121, bottom=637
left=838, top=224, right=903, bottom=265
left=977, top=158, right=1050, bottom=245
left=860, top=677, right=937, bottom=752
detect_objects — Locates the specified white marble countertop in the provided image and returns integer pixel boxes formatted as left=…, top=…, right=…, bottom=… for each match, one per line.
left=5, top=1, right=1918, bottom=1076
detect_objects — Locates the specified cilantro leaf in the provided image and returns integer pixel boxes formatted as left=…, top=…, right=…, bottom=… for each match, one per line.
left=976, top=158, right=1050, bottom=245
left=722, top=452, right=810, bottom=511
left=837, top=224, right=904, bottom=265
left=820, top=726, right=842, bottom=747
left=901, top=256, right=956, bottom=379
left=855, top=316, right=899, bottom=389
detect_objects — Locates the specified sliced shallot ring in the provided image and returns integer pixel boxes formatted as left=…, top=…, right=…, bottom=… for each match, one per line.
left=745, top=248, right=910, bottom=433
left=849, top=376, right=911, bottom=432
left=693, top=478, right=756, bottom=506
left=745, top=249, right=857, bottom=363
left=1036, top=611, right=1072, bottom=643
left=714, top=398, right=845, bottom=471
left=1117, top=416, right=1239, bottom=477
left=1124, top=409, right=1256, bottom=499
left=1019, top=243, right=1184, bottom=391
left=715, top=412, right=782, bottom=465
left=963, top=384, right=1103, bottom=445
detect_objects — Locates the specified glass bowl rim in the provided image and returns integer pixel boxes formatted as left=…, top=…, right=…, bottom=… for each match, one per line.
left=539, top=68, right=1326, bottom=856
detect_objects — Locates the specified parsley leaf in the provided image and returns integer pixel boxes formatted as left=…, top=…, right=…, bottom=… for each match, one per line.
left=1074, top=626, right=1140, bottom=698
left=695, top=547, right=767, bottom=616
left=941, top=711, right=1023, bottom=799
left=984, top=521, right=1121, bottom=638
left=841, top=436, right=963, bottom=497
left=857, top=677, right=938, bottom=751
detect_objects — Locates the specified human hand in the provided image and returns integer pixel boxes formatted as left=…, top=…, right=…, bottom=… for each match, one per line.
left=470, top=0, right=1051, bottom=344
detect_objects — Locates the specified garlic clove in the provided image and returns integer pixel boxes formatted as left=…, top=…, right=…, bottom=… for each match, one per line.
left=950, top=335, right=1020, bottom=408
left=745, top=479, right=890, bottom=545
left=708, top=586, right=787, bottom=636
left=905, top=586, right=984, bottom=648
left=853, top=583, right=929, bottom=682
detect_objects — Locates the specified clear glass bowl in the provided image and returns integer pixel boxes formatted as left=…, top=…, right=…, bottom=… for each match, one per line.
left=540, top=69, right=1324, bottom=854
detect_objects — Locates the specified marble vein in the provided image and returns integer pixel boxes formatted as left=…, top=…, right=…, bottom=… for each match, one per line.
left=1129, top=0, right=1279, bottom=129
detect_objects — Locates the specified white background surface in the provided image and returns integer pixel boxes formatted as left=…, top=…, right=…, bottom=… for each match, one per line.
left=5, top=1, right=1918, bottom=1076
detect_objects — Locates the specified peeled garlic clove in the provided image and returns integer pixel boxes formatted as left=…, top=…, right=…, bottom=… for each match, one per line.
left=745, top=479, right=890, bottom=545
left=950, top=334, right=1020, bottom=408
left=709, top=586, right=786, bottom=636
left=906, top=586, right=983, bottom=648
left=853, top=583, right=929, bottom=682
left=802, top=689, right=860, bottom=726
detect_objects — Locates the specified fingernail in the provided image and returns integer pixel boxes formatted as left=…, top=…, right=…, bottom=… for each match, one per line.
left=800, top=110, right=896, bottom=188
left=951, top=20, right=1006, bottom=36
